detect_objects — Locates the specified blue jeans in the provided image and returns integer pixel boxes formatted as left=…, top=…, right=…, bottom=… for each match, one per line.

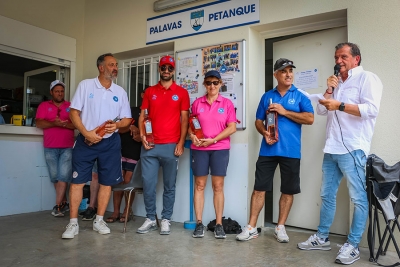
left=317, top=150, right=368, bottom=248
left=141, top=144, right=179, bottom=221
left=44, top=148, right=72, bottom=183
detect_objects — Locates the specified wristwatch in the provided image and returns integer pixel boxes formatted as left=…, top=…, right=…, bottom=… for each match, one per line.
left=339, top=102, right=345, bottom=111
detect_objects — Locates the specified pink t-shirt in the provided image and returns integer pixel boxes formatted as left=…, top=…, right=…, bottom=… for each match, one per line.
left=190, top=95, right=236, bottom=150
left=36, top=100, right=74, bottom=148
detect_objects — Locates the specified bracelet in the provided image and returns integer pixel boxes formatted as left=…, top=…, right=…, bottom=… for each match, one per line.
left=325, top=89, right=333, bottom=94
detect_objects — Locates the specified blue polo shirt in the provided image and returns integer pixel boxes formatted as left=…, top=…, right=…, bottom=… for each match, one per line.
left=256, top=85, right=313, bottom=159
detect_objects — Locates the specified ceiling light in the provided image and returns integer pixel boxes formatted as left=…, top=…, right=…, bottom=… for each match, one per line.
left=154, top=0, right=203, bottom=12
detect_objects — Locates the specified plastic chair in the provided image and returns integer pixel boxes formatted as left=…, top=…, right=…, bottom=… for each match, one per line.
left=367, top=154, right=400, bottom=263
left=112, top=159, right=159, bottom=233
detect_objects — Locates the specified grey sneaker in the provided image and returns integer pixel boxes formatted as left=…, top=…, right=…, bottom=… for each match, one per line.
left=274, top=225, right=289, bottom=243
left=82, top=207, right=96, bottom=221
left=137, top=218, right=158, bottom=234
left=51, top=205, right=64, bottom=217
left=93, top=220, right=110, bottom=235
left=297, top=234, right=331, bottom=250
left=60, top=202, right=69, bottom=213
left=236, top=225, right=259, bottom=241
left=335, top=243, right=360, bottom=265
left=192, top=223, right=205, bottom=238
left=62, top=223, right=79, bottom=239
left=160, top=219, right=171, bottom=235
left=214, top=224, right=226, bottom=239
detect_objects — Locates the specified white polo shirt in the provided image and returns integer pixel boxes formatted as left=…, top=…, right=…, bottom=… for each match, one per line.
left=70, top=77, right=131, bottom=138
left=317, top=66, right=383, bottom=156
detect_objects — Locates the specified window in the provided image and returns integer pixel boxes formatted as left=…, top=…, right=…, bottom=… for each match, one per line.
left=117, top=52, right=173, bottom=107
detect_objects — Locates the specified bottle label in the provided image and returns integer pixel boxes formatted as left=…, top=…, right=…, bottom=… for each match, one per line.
left=145, top=121, right=153, bottom=134
left=192, top=118, right=201, bottom=130
left=267, top=113, right=275, bottom=126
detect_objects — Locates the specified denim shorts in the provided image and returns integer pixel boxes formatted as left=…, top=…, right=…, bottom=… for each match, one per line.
left=44, top=148, right=73, bottom=183
left=191, top=149, right=230, bottom=176
left=254, top=156, right=301, bottom=194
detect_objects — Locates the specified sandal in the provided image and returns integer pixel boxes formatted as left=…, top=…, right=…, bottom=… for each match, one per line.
left=106, top=215, right=120, bottom=223
left=119, top=215, right=131, bottom=223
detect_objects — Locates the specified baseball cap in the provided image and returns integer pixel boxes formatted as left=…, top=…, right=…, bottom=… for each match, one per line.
left=274, top=58, right=296, bottom=71
left=159, top=55, right=175, bottom=68
left=204, top=70, right=221, bottom=79
left=50, top=80, right=66, bottom=91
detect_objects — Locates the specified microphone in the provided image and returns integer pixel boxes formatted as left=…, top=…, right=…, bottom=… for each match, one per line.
left=331, top=64, right=341, bottom=91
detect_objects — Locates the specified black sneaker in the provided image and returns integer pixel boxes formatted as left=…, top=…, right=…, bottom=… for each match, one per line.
left=82, top=207, right=96, bottom=221
left=192, top=223, right=205, bottom=238
left=214, top=224, right=226, bottom=239
left=60, top=202, right=70, bottom=213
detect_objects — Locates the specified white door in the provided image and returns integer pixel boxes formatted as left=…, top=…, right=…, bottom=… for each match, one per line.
left=23, top=65, right=69, bottom=123
left=272, top=27, right=349, bottom=234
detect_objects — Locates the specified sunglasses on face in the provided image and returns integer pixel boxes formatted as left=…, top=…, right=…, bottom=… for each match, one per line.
left=160, top=65, right=174, bottom=72
left=205, top=81, right=220, bottom=86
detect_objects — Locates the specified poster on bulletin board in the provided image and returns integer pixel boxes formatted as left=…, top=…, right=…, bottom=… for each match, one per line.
left=175, top=40, right=246, bottom=130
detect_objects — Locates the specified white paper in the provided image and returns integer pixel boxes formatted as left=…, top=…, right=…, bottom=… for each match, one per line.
left=298, top=89, right=324, bottom=103
left=295, top=68, right=319, bottom=90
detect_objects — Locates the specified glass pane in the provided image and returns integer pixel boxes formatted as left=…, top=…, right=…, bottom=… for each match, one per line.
left=129, top=66, right=137, bottom=107
left=26, top=71, right=57, bottom=122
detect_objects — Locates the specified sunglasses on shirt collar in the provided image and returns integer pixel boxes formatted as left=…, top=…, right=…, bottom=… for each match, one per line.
left=160, top=65, right=174, bottom=72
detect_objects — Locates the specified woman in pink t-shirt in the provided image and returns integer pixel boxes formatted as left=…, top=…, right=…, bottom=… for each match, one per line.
left=188, top=70, right=237, bottom=239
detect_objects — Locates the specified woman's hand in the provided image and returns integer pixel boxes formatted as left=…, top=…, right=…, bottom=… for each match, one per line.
left=190, top=133, right=203, bottom=147
left=198, top=138, right=215, bottom=148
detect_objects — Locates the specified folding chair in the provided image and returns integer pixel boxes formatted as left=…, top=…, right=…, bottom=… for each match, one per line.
left=367, top=154, right=400, bottom=263
left=112, top=159, right=159, bottom=233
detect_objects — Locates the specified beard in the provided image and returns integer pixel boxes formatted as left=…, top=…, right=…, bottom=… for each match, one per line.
left=105, top=69, right=118, bottom=81
left=160, top=73, right=173, bottom=81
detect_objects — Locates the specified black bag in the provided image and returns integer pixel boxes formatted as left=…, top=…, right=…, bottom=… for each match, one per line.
left=207, top=217, right=242, bottom=234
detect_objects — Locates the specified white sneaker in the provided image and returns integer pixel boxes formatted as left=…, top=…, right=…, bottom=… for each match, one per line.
left=62, top=223, right=79, bottom=239
left=274, top=225, right=289, bottom=243
left=137, top=218, right=158, bottom=234
left=297, top=234, right=331, bottom=250
left=160, top=219, right=171, bottom=235
left=335, top=243, right=360, bottom=265
left=236, top=225, right=259, bottom=241
left=93, top=219, right=110, bottom=235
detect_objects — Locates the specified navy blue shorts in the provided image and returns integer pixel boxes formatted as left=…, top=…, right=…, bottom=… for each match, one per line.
left=191, top=149, right=229, bottom=176
left=254, top=156, right=301, bottom=194
left=72, top=134, right=123, bottom=186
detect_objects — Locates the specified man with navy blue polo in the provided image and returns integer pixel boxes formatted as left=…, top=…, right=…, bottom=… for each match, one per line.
left=137, top=55, right=190, bottom=235
left=236, top=58, right=314, bottom=243
left=62, top=53, right=132, bottom=239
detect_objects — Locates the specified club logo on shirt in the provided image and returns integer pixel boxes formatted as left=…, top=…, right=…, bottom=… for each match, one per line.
left=113, top=96, right=118, bottom=102
left=73, top=171, right=78, bottom=178
left=218, top=108, right=224, bottom=114
left=172, top=95, right=179, bottom=101
left=288, top=98, right=295, bottom=104
left=89, top=93, right=94, bottom=99
left=200, top=108, right=204, bottom=113
left=66, top=107, right=70, bottom=112
left=48, top=107, right=53, bottom=112
left=152, top=95, right=157, bottom=100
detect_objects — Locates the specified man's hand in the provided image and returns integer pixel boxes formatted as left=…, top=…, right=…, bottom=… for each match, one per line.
left=268, top=103, right=286, bottom=116
left=174, top=143, right=184, bottom=156
left=319, top=99, right=341, bottom=111
left=130, top=125, right=141, bottom=142
left=85, top=127, right=102, bottom=144
left=104, top=121, right=117, bottom=134
left=263, top=130, right=277, bottom=145
left=53, top=117, right=67, bottom=127
left=327, top=75, right=339, bottom=90
left=141, top=135, right=153, bottom=150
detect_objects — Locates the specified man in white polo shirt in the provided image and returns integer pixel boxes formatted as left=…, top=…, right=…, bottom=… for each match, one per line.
left=62, top=53, right=132, bottom=239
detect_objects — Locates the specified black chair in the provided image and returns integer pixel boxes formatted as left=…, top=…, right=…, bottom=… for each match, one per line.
left=367, top=154, right=400, bottom=263
left=112, top=159, right=159, bottom=233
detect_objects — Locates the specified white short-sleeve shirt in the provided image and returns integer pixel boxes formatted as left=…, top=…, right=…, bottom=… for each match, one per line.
left=70, top=77, right=131, bottom=138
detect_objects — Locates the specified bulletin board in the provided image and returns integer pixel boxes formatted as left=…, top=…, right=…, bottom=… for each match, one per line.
left=175, top=40, right=246, bottom=130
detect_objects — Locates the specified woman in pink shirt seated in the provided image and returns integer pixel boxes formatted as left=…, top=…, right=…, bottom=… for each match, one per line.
left=188, top=70, right=237, bottom=239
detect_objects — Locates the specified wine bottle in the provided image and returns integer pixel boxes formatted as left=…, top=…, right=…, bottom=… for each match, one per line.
left=84, top=116, right=120, bottom=146
left=189, top=108, right=205, bottom=139
left=143, top=109, right=155, bottom=148
left=266, top=98, right=278, bottom=141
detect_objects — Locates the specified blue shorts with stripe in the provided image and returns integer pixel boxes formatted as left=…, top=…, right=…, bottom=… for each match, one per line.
left=71, top=133, right=123, bottom=186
